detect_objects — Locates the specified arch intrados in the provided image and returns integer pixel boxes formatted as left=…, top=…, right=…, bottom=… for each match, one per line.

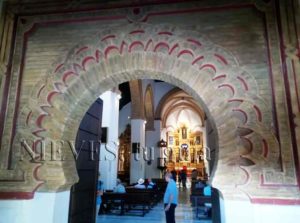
left=62, top=70, right=218, bottom=143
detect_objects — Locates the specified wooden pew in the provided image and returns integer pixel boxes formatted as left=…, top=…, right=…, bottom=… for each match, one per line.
left=123, top=192, right=152, bottom=216
left=101, top=192, right=126, bottom=215
left=101, top=192, right=153, bottom=217
left=190, top=194, right=212, bottom=220
left=151, top=178, right=168, bottom=199
left=126, top=187, right=160, bottom=205
left=190, top=188, right=221, bottom=223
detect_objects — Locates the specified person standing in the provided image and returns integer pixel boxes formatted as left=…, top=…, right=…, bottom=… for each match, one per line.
left=96, top=173, right=104, bottom=217
left=134, top=178, right=146, bottom=189
left=114, top=178, right=126, bottom=193
left=203, top=182, right=212, bottom=217
left=164, top=172, right=178, bottom=223
left=171, top=169, right=177, bottom=182
left=180, top=169, right=187, bottom=188
left=191, top=169, right=198, bottom=181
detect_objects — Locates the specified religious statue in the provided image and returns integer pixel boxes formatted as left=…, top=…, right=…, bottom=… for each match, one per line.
left=169, top=148, right=173, bottom=162
left=118, top=147, right=125, bottom=171
left=181, top=127, right=187, bottom=139
left=181, top=144, right=189, bottom=161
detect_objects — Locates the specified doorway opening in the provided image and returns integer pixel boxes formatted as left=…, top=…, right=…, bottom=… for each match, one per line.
left=68, top=79, right=220, bottom=223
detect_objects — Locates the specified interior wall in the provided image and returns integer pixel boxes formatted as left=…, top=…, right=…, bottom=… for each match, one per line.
left=0, top=191, right=70, bottom=223
left=206, top=119, right=217, bottom=177
left=0, top=0, right=299, bottom=211
left=222, top=199, right=300, bottom=223
left=145, top=120, right=161, bottom=179
left=153, top=82, right=175, bottom=111
left=119, top=102, right=131, bottom=136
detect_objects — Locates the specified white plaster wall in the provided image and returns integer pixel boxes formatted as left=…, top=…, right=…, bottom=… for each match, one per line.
left=0, top=191, right=70, bottom=223
left=130, top=119, right=146, bottom=184
left=1, top=192, right=299, bottom=223
left=221, top=199, right=300, bottom=223
left=118, top=102, right=131, bottom=136
left=99, top=90, right=120, bottom=190
left=153, top=82, right=175, bottom=111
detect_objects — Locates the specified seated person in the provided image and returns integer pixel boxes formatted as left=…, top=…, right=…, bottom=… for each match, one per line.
left=102, top=179, right=125, bottom=213
left=203, top=183, right=212, bottom=196
left=145, top=178, right=156, bottom=189
left=195, top=180, right=205, bottom=189
left=144, top=178, right=150, bottom=188
left=134, top=178, right=146, bottom=189
left=114, top=179, right=126, bottom=193
left=203, top=182, right=212, bottom=216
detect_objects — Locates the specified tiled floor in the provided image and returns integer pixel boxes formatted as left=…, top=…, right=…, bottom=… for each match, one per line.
left=97, top=185, right=212, bottom=223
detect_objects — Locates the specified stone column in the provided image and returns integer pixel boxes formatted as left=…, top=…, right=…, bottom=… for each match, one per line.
left=130, top=119, right=146, bottom=184
left=99, top=89, right=121, bottom=190
left=145, top=120, right=161, bottom=179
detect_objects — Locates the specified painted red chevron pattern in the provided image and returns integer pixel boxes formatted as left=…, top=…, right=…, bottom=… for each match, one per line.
left=27, top=27, right=274, bottom=189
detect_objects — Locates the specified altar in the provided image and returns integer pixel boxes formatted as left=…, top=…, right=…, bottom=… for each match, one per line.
left=165, top=125, right=206, bottom=179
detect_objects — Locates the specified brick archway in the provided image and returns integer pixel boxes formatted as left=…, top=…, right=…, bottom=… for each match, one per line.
left=14, top=23, right=280, bottom=199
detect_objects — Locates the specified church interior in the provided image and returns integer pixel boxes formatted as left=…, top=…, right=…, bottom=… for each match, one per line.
left=0, top=0, right=300, bottom=223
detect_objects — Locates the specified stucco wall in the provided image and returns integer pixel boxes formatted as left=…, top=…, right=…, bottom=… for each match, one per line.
left=0, top=0, right=298, bottom=206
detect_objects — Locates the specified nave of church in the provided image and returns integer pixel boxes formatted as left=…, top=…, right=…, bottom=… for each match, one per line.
left=97, top=187, right=211, bottom=223
left=72, top=78, right=217, bottom=223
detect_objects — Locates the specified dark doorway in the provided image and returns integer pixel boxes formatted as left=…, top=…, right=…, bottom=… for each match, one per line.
left=68, top=98, right=103, bottom=223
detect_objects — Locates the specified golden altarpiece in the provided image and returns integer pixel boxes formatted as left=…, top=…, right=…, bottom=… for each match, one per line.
left=117, top=124, right=131, bottom=183
left=166, top=125, right=205, bottom=178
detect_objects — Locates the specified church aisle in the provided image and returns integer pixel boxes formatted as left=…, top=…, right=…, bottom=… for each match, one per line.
left=96, top=188, right=211, bottom=223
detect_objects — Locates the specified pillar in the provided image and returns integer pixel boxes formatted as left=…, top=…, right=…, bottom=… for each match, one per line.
left=99, top=89, right=120, bottom=190
left=145, top=120, right=161, bottom=179
left=130, top=119, right=146, bottom=184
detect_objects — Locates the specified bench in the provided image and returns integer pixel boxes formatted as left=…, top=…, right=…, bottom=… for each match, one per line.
left=101, top=192, right=126, bottom=215
left=126, top=187, right=160, bottom=205
left=101, top=192, right=153, bottom=216
left=151, top=179, right=168, bottom=199
left=123, top=192, right=152, bottom=216
left=190, top=194, right=212, bottom=220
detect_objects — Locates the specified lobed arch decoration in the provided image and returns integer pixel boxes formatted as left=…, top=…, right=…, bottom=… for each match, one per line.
left=12, top=23, right=281, bottom=199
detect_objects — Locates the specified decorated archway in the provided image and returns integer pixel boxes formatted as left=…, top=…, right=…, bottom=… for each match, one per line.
left=14, top=23, right=281, bottom=200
